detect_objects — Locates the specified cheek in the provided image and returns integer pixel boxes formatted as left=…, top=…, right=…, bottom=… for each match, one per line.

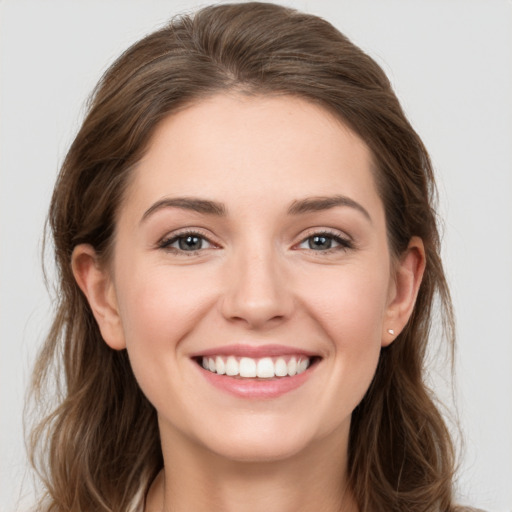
left=297, top=263, right=390, bottom=416
left=113, top=261, right=220, bottom=382
left=301, top=263, right=390, bottom=346
left=112, top=266, right=214, bottom=413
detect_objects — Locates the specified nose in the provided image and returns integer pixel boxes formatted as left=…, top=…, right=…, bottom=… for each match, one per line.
left=220, top=245, right=293, bottom=329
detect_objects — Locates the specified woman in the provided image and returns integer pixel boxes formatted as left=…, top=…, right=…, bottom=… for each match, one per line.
left=28, top=3, right=471, bottom=511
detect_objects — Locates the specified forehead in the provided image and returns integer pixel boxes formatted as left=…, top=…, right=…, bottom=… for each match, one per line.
left=122, top=93, right=382, bottom=219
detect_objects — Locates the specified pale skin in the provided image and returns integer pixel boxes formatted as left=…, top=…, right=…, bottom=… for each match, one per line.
left=72, top=94, right=425, bottom=512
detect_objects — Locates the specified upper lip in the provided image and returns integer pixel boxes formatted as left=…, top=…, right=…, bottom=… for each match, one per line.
left=190, top=344, right=319, bottom=359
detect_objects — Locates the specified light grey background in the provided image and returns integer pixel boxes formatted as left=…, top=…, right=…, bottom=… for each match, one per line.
left=1, top=1, right=511, bottom=511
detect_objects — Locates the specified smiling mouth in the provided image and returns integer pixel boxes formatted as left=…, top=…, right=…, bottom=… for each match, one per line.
left=195, top=355, right=321, bottom=379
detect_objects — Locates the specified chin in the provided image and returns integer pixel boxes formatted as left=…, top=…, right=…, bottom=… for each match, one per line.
left=193, top=414, right=335, bottom=464
left=207, top=435, right=310, bottom=463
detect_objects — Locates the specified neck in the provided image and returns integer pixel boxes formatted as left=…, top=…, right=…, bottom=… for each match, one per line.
left=145, top=425, right=358, bottom=512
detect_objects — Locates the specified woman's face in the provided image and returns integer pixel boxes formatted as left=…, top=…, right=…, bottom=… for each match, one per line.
left=87, top=94, right=417, bottom=462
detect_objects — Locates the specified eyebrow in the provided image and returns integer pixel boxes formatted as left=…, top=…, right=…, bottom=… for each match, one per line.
left=141, top=194, right=371, bottom=223
left=141, top=197, right=226, bottom=222
left=287, top=195, right=372, bottom=222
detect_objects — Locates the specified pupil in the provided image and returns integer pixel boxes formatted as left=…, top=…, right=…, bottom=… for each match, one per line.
left=179, top=235, right=202, bottom=251
left=309, top=235, right=331, bottom=250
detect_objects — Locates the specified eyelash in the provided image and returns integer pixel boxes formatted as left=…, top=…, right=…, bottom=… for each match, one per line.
left=158, top=230, right=216, bottom=254
left=296, top=230, right=353, bottom=253
left=157, top=229, right=353, bottom=255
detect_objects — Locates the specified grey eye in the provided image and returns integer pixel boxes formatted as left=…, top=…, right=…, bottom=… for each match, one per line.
left=297, top=232, right=352, bottom=252
left=178, top=235, right=204, bottom=251
left=160, top=233, right=213, bottom=252
left=307, top=235, right=333, bottom=250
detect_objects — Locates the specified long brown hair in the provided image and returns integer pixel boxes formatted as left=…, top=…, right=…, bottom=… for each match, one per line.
left=29, top=3, right=460, bottom=511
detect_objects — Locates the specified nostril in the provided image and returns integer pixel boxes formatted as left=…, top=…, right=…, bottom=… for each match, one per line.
left=219, top=265, right=294, bottom=327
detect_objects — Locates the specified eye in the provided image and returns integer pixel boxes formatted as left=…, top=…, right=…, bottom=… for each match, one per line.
left=297, top=232, right=352, bottom=252
left=159, top=231, right=214, bottom=253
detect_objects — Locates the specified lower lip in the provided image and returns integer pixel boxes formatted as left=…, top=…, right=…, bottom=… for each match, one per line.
left=196, top=362, right=317, bottom=399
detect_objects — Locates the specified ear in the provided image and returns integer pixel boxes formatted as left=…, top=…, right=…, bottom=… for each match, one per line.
left=382, top=236, right=426, bottom=347
left=71, top=244, right=126, bottom=350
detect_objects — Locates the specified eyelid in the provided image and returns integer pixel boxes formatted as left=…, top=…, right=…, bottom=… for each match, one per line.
left=157, top=227, right=220, bottom=252
left=294, top=228, right=354, bottom=251
left=156, top=226, right=353, bottom=253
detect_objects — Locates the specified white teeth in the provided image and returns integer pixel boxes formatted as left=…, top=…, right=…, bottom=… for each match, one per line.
left=239, top=357, right=257, bottom=377
left=200, top=355, right=312, bottom=378
left=297, top=358, right=308, bottom=374
left=225, top=356, right=239, bottom=376
left=215, top=356, right=225, bottom=375
left=256, top=357, right=274, bottom=378
left=274, top=358, right=288, bottom=377
left=287, top=357, right=297, bottom=376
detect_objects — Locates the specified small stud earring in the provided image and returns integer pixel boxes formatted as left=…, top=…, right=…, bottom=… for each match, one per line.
left=387, top=329, right=395, bottom=335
